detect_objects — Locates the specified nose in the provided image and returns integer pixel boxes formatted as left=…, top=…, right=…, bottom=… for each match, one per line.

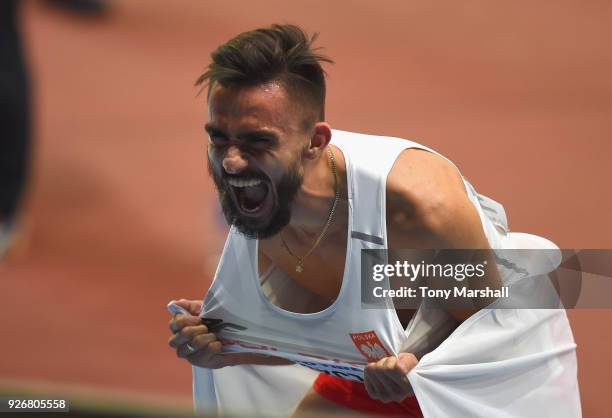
left=222, top=145, right=248, bottom=175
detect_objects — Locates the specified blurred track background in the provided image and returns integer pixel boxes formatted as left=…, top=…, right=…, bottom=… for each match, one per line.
left=1, top=0, right=611, bottom=416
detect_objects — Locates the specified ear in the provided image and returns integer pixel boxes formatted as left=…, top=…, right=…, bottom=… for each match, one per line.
left=304, top=122, right=332, bottom=160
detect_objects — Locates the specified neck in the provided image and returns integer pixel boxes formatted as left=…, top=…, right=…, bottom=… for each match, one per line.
left=282, top=145, right=347, bottom=242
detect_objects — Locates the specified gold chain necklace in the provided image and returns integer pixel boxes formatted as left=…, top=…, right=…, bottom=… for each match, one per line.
left=280, top=148, right=339, bottom=273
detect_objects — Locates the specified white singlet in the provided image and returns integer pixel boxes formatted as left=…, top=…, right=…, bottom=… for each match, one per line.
left=192, top=130, right=581, bottom=417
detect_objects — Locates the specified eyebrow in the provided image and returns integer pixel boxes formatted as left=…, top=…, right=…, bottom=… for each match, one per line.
left=204, top=123, right=224, bottom=136
left=204, top=123, right=279, bottom=144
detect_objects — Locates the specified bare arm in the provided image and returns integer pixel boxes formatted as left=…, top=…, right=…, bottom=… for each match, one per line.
left=364, top=148, right=503, bottom=403
left=386, top=149, right=502, bottom=320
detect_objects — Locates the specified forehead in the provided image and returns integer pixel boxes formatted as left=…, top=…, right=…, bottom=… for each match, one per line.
left=207, top=82, right=298, bottom=133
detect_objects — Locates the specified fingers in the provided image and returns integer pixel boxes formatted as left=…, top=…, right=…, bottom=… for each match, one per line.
left=364, top=354, right=417, bottom=403
left=168, top=314, right=202, bottom=334
left=183, top=341, right=225, bottom=367
left=176, top=341, right=199, bottom=358
left=168, top=324, right=210, bottom=348
left=190, top=330, right=217, bottom=349
left=173, top=331, right=219, bottom=358
left=191, top=340, right=223, bottom=358
left=397, top=353, right=418, bottom=371
left=169, top=316, right=180, bottom=333
left=200, top=339, right=223, bottom=353
left=174, top=299, right=203, bottom=316
left=365, top=360, right=404, bottom=403
left=167, top=299, right=226, bottom=368
left=380, top=356, right=411, bottom=388
left=364, top=366, right=393, bottom=403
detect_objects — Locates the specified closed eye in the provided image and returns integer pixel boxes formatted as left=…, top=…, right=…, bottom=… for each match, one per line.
left=209, top=134, right=229, bottom=144
left=242, top=133, right=277, bottom=147
left=204, top=124, right=228, bottom=145
left=203, top=123, right=278, bottom=150
left=250, top=136, right=270, bottom=143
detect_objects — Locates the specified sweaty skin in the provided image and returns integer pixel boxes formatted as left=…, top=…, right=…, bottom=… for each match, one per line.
left=170, top=82, right=501, bottom=406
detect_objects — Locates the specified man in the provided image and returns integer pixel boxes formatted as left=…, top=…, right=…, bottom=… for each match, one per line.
left=169, top=24, right=579, bottom=417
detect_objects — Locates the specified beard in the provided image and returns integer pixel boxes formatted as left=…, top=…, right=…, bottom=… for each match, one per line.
left=207, top=156, right=303, bottom=240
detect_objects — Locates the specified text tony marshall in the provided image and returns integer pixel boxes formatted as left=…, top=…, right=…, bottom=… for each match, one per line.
left=372, top=286, right=509, bottom=299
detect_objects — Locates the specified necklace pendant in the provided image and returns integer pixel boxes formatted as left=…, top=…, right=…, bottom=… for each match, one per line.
left=296, top=260, right=304, bottom=273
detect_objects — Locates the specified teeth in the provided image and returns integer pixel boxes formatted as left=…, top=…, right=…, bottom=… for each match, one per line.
left=227, top=177, right=263, bottom=188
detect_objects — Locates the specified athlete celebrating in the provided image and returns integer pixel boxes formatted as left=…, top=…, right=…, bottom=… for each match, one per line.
left=168, top=24, right=580, bottom=417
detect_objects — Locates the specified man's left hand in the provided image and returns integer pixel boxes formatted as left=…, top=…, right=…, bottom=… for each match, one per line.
left=363, top=353, right=418, bottom=403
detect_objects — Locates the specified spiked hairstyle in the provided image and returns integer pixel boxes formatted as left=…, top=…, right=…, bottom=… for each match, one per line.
left=196, top=24, right=333, bottom=121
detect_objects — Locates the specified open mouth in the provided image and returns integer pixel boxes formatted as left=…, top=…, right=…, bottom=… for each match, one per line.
left=226, top=177, right=272, bottom=216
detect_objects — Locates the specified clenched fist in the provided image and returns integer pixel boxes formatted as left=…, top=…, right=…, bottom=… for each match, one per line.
left=363, top=353, right=418, bottom=403
left=168, top=299, right=293, bottom=368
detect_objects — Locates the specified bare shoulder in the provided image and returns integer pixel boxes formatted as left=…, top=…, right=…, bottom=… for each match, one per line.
left=386, top=148, right=484, bottom=249
left=386, top=148, right=466, bottom=205
left=386, top=148, right=498, bottom=321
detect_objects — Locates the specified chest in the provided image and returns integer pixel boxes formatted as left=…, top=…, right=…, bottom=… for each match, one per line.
left=258, top=232, right=417, bottom=328
left=258, top=228, right=348, bottom=302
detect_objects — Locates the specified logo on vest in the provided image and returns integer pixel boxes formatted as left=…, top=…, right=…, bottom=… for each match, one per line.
left=349, top=331, right=391, bottom=362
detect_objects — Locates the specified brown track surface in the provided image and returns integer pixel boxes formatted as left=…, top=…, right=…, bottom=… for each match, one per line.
left=1, top=0, right=611, bottom=415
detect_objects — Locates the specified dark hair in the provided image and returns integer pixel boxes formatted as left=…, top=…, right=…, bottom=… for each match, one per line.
left=196, top=24, right=333, bottom=120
